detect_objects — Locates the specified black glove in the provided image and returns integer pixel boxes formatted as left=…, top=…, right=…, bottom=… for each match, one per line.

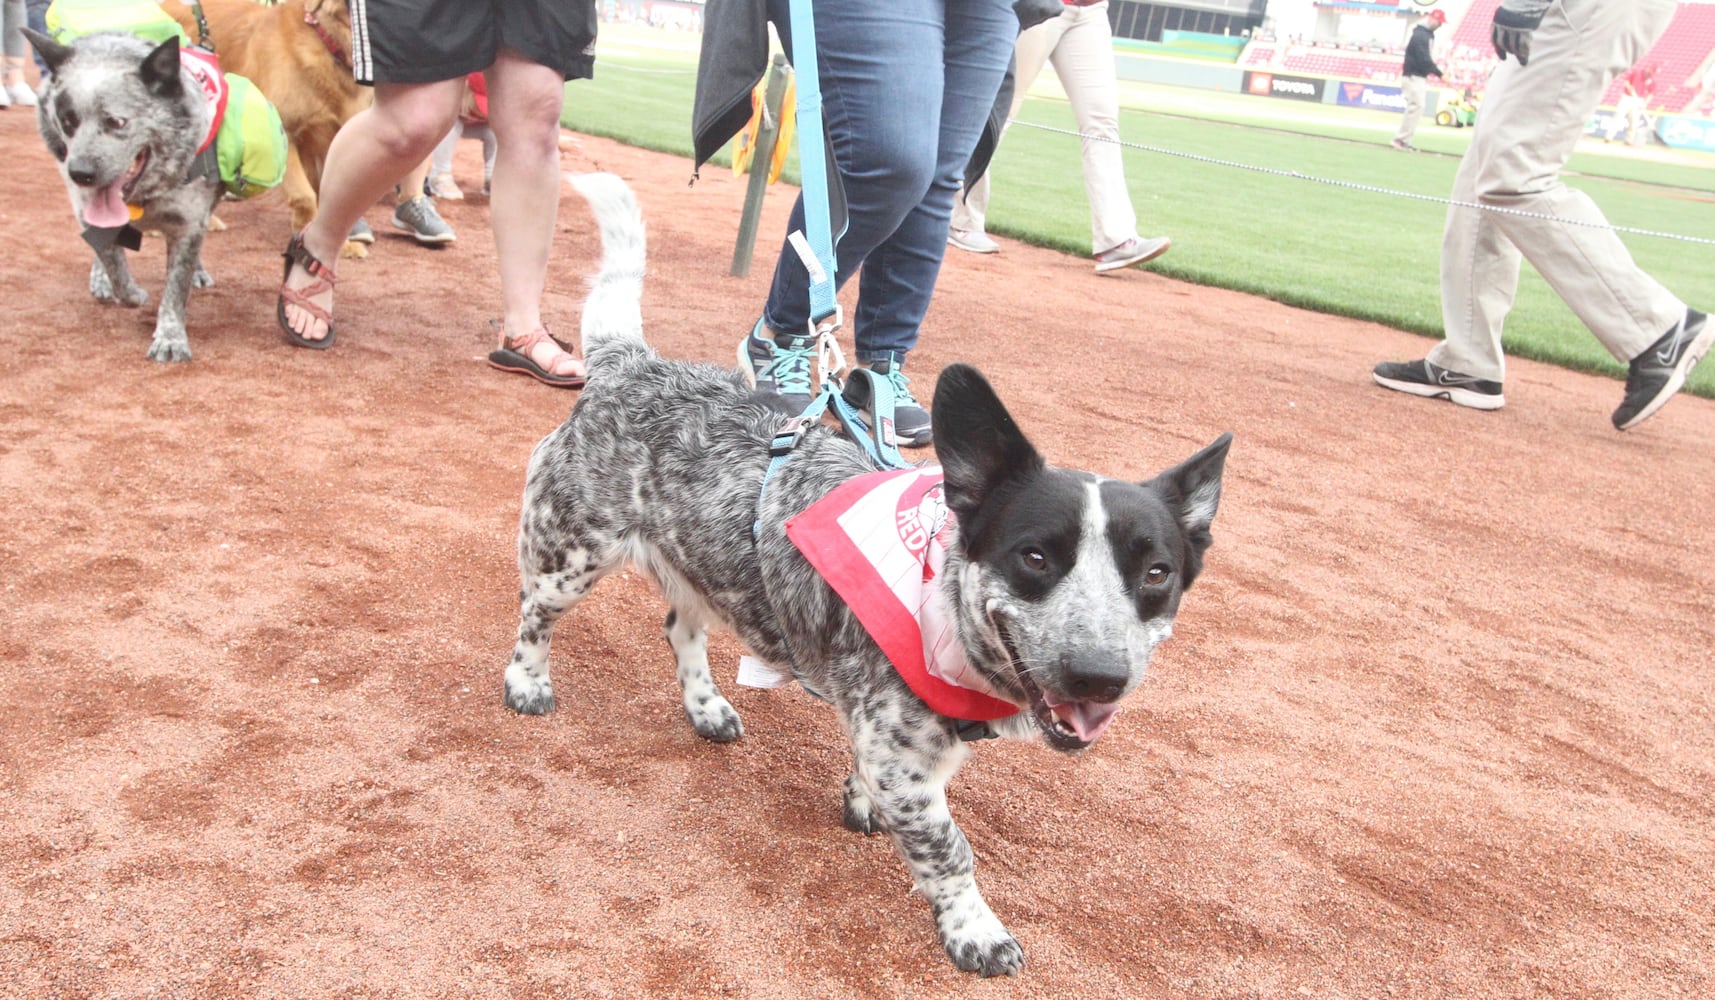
left=1492, top=1, right=1549, bottom=67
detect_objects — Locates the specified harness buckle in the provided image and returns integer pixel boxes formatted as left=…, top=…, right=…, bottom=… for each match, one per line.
left=769, top=413, right=816, bottom=457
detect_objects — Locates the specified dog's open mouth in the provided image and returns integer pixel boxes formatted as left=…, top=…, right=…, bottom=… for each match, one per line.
left=81, top=149, right=149, bottom=229
left=996, top=623, right=1122, bottom=752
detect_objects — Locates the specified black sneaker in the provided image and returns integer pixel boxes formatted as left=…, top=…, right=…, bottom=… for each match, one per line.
left=1612, top=309, right=1712, bottom=431
left=737, top=322, right=816, bottom=412
left=1372, top=358, right=1504, bottom=410
left=391, top=196, right=456, bottom=245
left=843, top=358, right=933, bottom=449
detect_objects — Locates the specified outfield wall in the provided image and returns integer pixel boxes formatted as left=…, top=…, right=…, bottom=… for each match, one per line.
left=1113, top=51, right=1444, bottom=113
left=1114, top=50, right=1715, bottom=151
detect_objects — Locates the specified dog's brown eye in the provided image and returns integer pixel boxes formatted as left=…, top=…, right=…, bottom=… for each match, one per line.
left=1143, top=564, right=1171, bottom=587
left=1020, top=547, right=1047, bottom=572
left=62, top=112, right=80, bottom=132
left=103, top=115, right=128, bottom=131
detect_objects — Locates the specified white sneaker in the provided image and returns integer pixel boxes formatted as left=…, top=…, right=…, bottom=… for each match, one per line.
left=427, top=173, right=464, bottom=200
left=5, top=81, right=36, bottom=108
left=1093, top=235, right=1171, bottom=273
left=948, top=227, right=999, bottom=254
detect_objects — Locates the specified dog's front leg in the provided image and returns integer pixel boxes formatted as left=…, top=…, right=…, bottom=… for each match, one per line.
left=147, top=229, right=205, bottom=362
left=89, top=249, right=147, bottom=307
left=846, top=707, right=1025, bottom=977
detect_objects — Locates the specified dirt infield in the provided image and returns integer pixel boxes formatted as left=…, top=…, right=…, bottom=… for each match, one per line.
left=2, top=107, right=1712, bottom=999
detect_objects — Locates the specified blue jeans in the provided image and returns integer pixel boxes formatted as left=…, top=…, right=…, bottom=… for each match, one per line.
left=763, top=0, right=1015, bottom=365
left=23, top=0, right=49, bottom=72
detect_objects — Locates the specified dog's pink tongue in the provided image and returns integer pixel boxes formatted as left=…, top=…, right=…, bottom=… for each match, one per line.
left=1046, top=696, right=1121, bottom=743
left=83, top=182, right=130, bottom=229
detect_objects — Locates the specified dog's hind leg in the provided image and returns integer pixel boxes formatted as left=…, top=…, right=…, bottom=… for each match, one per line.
left=663, top=607, right=743, bottom=742
left=89, top=250, right=147, bottom=307
left=845, top=701, right=1025, bottom=976
left=503, top=537, right=613, bottom=716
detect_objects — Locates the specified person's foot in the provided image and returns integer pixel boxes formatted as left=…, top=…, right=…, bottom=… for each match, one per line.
left=428, top=173, right=464, bottom=200
left=391, top=196, right=456, bottom=245
left=1391, top=139, right=1418, bottom=152
left=1612, top=309, right=1712, bottom=430
left=347, top=218, right=375, bottom=245
left=844, top=357, right=933, bottom=448
left=1094, top=235, right=1171, bottom=274
left=4, top=80, right=34, bottom=108
left=488, top=324, right=586, bottom=388
left=278, top=230, right=338, bottom=348
left=948, top=227, right=999, bottom=254
left=738, top=321, right=816, bottom=412
left=1372, top=358, right=1504, bottom=410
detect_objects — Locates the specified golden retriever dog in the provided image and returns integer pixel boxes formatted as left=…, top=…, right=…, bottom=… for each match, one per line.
left=162, top=0, right=372, bottom=256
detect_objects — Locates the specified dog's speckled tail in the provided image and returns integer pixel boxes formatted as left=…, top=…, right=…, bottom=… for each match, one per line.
left=567, top=173, right=648, bottom=368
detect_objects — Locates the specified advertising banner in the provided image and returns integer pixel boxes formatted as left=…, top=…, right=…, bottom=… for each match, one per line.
left=1244, top=71, right=1325, bottom=102
left=1334, top=81, right=1406, bottom=111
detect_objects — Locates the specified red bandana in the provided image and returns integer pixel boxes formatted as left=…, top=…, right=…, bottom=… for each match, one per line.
left=785, top=467, right=1021, bottom=722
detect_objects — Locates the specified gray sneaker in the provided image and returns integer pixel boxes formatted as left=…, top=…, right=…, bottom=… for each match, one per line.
left=738, top=321, right=817, bottom=412
left=347, top=218, right=375, bottom=245
left=391, top=196, right=456, bottom=245
left=1094, top=235, right=1171, bottom=273
left=948, top=227, right=999, bottom=254
left=1372, top=358, right=1505, bottom=410
left=1612, top=309, right=1712, bottom=430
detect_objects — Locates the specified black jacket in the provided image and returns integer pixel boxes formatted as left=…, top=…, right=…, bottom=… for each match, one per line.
left=1402, top=24, right=1443, bottom=79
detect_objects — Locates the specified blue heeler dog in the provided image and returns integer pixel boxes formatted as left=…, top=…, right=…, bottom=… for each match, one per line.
left=503, top=174, right=1233, bottom=976
left=25, top=29, right=221, bottom=362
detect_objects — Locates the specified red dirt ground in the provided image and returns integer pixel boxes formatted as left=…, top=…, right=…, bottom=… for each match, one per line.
left=2, top=107, right=1713, bottom=1000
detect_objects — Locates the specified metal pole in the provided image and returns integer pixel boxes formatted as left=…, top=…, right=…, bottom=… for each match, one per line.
left=731, top=53, right=791, bottom=278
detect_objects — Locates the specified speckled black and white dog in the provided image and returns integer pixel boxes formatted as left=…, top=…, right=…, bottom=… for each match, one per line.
left=504, top=174, right=1233, bottom=976
left=26, top=30, right=221, bottom=362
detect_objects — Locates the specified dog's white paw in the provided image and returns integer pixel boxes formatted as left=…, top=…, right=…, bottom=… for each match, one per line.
left=90, top=268, right=148, bottom=306
left=193, top=267, right=214, bottom=289
left=146, top=333, right=192, bottom=363
left=939, top=900, right=1024, bottom=977
left=841, top=775, right=879, bottom=835
left=503, top=663, right=556, bottom=715
left=684, top=694, right=743, bottom=743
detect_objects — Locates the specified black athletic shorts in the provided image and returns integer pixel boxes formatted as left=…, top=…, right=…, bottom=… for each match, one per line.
left=349, top=0, right=598, bottom=86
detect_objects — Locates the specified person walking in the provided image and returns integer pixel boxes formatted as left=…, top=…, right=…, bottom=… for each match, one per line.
left=275, top=1, right=595, bottom=389
left=1, top=0, right=39, bottom=107
left=1374, top=0, right=1710, bottom=432
left=1391, top=8, right=1446, bottom=152
left=1609, top=61, right=1655, bottom=145
left=947, top=0, right=1170, bottom=273
left=693, top=0, right=1018, bottom=447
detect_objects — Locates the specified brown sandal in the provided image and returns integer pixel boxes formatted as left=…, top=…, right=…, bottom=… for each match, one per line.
left=487, top=324, right=586, bottom=388
left=278, top=230, right=337, bottom=350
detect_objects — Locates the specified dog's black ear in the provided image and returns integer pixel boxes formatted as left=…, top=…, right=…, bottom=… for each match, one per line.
left=1147, top=432, right=1232, bottom=555
left=22, top=28, right=73, bottom=76
left=140, top=35, right=183, bottom=99
left=932, top=364, right=1044, bottom=517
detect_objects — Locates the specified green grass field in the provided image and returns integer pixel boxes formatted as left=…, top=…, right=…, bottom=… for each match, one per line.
left=568, top=28, right=1715, bottom=397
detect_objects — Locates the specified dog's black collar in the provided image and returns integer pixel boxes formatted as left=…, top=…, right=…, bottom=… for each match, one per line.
left=955, top=719, right=998, bottom=742
left=82, top=223, right=143, bottom=252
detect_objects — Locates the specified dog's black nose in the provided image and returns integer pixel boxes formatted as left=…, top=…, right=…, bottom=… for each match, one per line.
left=68, top=162, right=97, bottom=186
left=1059, top=653, right=1127, bottom=703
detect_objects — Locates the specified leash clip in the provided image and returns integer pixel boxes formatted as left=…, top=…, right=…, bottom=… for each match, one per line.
left=769, top=413, right=816, bottom=457
left=809, top=308, right=847, bottom=388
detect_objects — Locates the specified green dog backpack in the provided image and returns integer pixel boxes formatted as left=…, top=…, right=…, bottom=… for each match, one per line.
left=46, top=0, right=287, bottom=200
left=46, top=0, right=186, bottom=45
left=213, top=71, right=287, bottom=199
